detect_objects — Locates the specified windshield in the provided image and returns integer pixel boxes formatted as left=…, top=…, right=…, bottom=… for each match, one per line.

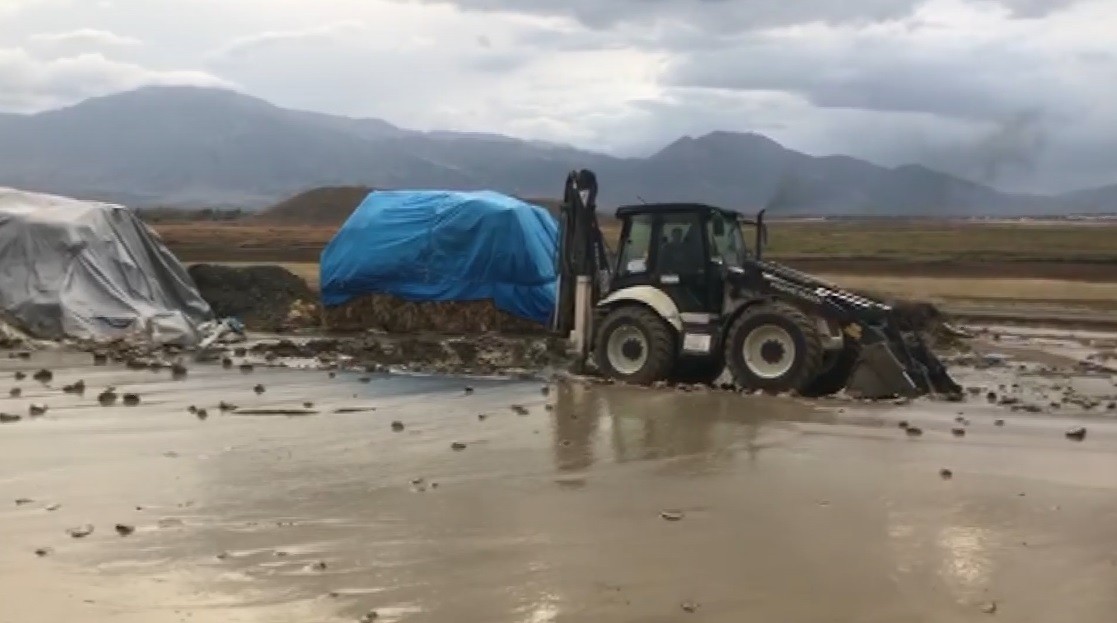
left=707, top=212, right=749, bottom=267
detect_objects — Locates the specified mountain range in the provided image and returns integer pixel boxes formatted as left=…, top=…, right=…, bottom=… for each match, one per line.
left=0, top=86, right=1113, bottom=216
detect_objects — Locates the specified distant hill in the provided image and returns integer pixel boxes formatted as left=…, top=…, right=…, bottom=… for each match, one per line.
left=257, top=186, right=373, bottom=225
left=0, top=85, right=1114, bottom=216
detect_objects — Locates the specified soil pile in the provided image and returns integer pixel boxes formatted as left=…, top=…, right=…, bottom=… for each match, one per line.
left=322, top=294, right=548, bottom=335
left=188, top=264, right=319, bottom=332
left=255, top=186, right=373, bottom=225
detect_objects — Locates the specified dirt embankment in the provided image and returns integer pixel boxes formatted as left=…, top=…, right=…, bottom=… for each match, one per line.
left=187, top=265, right=318, bottom=332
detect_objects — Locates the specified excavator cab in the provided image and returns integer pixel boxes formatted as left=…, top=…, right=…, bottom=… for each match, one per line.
left=554, top=169, right=962, bottom=399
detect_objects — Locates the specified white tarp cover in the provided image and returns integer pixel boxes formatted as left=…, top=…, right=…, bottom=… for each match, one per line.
left=0, top=188, right=214, bottom=345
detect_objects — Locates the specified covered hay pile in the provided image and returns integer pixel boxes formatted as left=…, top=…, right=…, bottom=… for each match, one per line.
left=322, top=294, right=549, bottom=335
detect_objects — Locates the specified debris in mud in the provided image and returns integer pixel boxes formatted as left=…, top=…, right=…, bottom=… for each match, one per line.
left=219, top=401, right=237, bottom=412
left=240, top=363, right=254, bottom=373
left=114, top=523, right=136, bottom=536
left=45, top=503, right=61, bottom=511
left=196, top=408, right=209, bottom=419
left=14, top=371, right=26, bottom=380
left=222, top=356, right=233, bottom=369
left=310, top=560, right=328, bottom=571
left=360, top=610, right=380, bottom=622
left=391, top=421, right=405, bottom=432
left=122, top=393, right=140, bottom=406
left=359, top=376, right=371, bottom=383
left=681, top=601, right=700, bottom=614
left=477, top=413, right=488, bottom=421
left=511, top=404, right=529, bottom=416
left=9, top=387, right=20, bottom=397
left=32, top=369, right=52, bottom=383
left=253, top=384, right=265, bottom=395
left=28, top=403, right=47, bottom=416
left=1011, top=404, right=1043, bottom=413
left=188, top=264, right=318, bottom=332
left=661, top=510, right=685, bottom=522
left=171, top=362, right=188, bottom=379
left=1065, top=427, right=1087, bottom=442
left=62, top=379, right=86, bottom=394
left=34, top=547, right=52, bottom=557
left=216, top=551, right=230, bottom=560
left=905, top=426, right=924, bottom=437
left=464, top=386, right=474, bottom=395
left=92, top=352, right=108, bottom=365
left=0, top=413, right=22, bottom=423
left=303, top=401, right=314, bottom=408
left=451, top=441, right=467, bottom=451
left=898, top=420, right=910, bottom=429
left=67, top=524, right=94, bottom=538
left=995, top=419, right=1006, bottom=427
left=980, top=601, right=998, bottom=614
left=952, top=427, right=966, bottom=437
left=940, top=468, right=954, bottom=480
left=187, top=405, right=197, bottom=414
left=541, top=385, right=550, bottom=396
left=98, top=388, right=118, bottom=406
left=15, top=497, right=33, bottom=505
left=986, top=392, right=997, bottom=403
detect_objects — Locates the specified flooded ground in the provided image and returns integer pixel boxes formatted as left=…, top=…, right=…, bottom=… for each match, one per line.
left=3, top=328, right=1117, bottom=623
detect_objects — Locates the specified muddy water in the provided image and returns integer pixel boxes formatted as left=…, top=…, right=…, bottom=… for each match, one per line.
left=3, top=349, right=1117, bottom=622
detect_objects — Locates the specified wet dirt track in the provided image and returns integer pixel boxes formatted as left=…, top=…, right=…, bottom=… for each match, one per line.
left=3, top=343, right=1117, bottom=623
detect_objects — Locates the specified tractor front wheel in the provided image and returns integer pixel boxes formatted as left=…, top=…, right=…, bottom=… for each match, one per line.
left=593, top=305, right=676, bottom=385
left=725, top=302, right=824, bottom=393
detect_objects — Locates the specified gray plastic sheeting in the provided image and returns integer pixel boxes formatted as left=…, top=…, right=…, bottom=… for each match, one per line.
left=0, top=188, right=214, bottom=345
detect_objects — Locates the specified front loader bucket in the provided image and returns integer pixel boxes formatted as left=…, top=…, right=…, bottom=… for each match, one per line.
left=846, top=342, right=921, bottom=400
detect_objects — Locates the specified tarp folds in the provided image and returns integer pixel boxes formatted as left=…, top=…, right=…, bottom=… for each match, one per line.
left=0, top=188, right=214, bottom=345
left=320, top=190, right=559, bottom=324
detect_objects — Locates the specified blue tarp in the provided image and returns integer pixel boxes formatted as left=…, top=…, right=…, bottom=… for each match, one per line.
left=320, top=190, right=559, bottom=324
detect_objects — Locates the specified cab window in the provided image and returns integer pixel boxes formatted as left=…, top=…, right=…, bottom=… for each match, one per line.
left=707, top=212, right=747, bottom=268
left=617, top=214, right=653, bottom=275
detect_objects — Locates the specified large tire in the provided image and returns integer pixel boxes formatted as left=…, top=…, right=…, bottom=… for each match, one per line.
left=800, top=337, right=861, bottom=398
left=725, top=301, right=825, bottom=393
left=593, top=305, right=676, bottom=385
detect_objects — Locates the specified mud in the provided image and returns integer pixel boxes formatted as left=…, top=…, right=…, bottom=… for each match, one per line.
left=3, top=325, right=1117, bottom=622
left=187, top=264, right=319, bottom=332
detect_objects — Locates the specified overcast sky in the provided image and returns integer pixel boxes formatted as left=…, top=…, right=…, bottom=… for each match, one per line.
left=1, top=0, right=1113, bottom=193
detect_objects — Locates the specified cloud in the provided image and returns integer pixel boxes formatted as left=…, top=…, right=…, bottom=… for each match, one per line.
left=28, top=28, right=142, bottom=49
left=208, top=20, right=367, bottom=59
left=0, top=47, right=233, bottom=112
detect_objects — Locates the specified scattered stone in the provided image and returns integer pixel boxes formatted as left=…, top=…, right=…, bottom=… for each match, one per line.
left=310, top=560, right=328, bottom=571
left=541, top=385, right=550, bottom=396
left=681, top=601, right=700, bottom=614
left=360, top=610, right=380, bottom=622
left=303, top=402, right=314, bottom=408
left=545, top=404, right=555, bottom=412
left=660, top=510, right=685, bottom=522
left=1066, top=427, right=1087, bottom=442
left=451, top=441, right=467, bottom=451
left=196, top=409, right=209, bottom=420
left=98, top=388, right=118, bottom=406
left=32, top=369, right=52, bottom=383
left=239, top=363, right=254, bottom=374
left=45, top=503, right=61, bottom=511
left=464, top=386, right=474, bottom=395
left=122, top=393, right=140, bottom=406
left=359, top=376, right=371, bottom=383
left=62, top=379, right=86, bottom=394
left=114, top=523, right=135, bottom=537
left=15, top=498, right=33, bottom=505
left=92, top=351, right=108, bottom=365
left=898, top=420, right=910, bottom=429
left=952, top=427, right=966, bottom=437
left=216, top=551, right=230, bottom=560
left=905, top=426, right=923, bottom=437
left=67, top=524, right=95, bottom=538
left=253, top=384, right=265, bottom=395
left=391, top=421, right=405, bottom=432
left=233, top=347, right=247, bottom=357
left=1, top=413, right=22, bottom=424
left=1108, top=402, right=1116, bottom=411
left=980, top=601, right=998, bottom=614
left=171, top=362, right=188, bottom=379
left=986, top=392, right=997, bottom=403
left=940, top=468, right=954, bottom=480
left=219, top=401, right=237, bottom=412
left=14, top=371, right=26, bottom=380
left=954, top=415, right=966, bottom=424
left=222, top=357, right=233, bottom=369
left=28, top=404, right=47, bottom=417
left=511, top=404, right=529, bottom=416
left=34, top=547, right=52, bottom=557
left=328, top=371, right=337, bottom=379
left=187, top=405, right=197, bottom=414
left=994, top=419, right=1005, bottom=427
left=477, top=413, right=488, bottom=421
left=9, top=387, right=20, bottom=397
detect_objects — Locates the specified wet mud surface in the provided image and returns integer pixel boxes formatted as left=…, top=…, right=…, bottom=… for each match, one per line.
left=3, top=327, right=1117, bottom=622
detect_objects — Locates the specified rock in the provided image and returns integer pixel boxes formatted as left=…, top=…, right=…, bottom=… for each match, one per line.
left=219, top=401, right=237, bottom=412
left=32, top=369, right=52, bottom=383
left=114, top=524, right=135, bottom=536
left=464, top=386, right=474, bottom=395
left=1, top=413, right=22, bottom=424
left=15, top=498, right=33, bottom=505
left=310, top=560, right=328, bottom=571
left=122, top=393, right=140, bottom=406
left=660, top=510, right=685, bottom=521
left=9, top=387, right=20, bottom=397
left=940, top=468, right=954, bottom=479
left=187, top=405, right=197, bottom=414
left=239, top=363, right=254, bottom=373
left=216, top=551, right=230, bottom=560
left=681, top=601, right=700, bottom=614
left=359, top=376, right=372, bottom=383
left=994, top=419, right=1005, bottom=427
left=98, top=388, right=118, bottom=406
left=34, top=547, right=52, bottom=557
left=511, top=404, right=529, bottom=416
left=67, top=524, right=94, bottom=538
left=171, top=362, right=188, bottom=379
left=986, top=392, right=997, bottom=403
left=328, top=371, right=337, bottom=379
left=360, top=610, right=380, bottom=622
left=1066, top=427, right=1087, bottom=441
left=545, top=404, right=555, bottom=412
left=303, top=402, right=314, bottom=408
left=253, top=384, right=265, bottom=395
left=451, top=441, right=467, bottom=451
left=92, top=352, right=108, bottom=366
left=541, top=385, right=550, bottom=396
left=196, top=409, right=209, bottom=420
left=905, top=426, right=923, bottom=437
left=980, top=601, right=998, bottom=614
left=222, top=357, right=233, bottom=369
left=62, top=380, right=86, bottom=394
left=391, top=421, right=405, bottom=432
left=477, top=413, right=488, bottom=421
left=898, top=420, right=910, bottom=429
left=233, top=347, right=247, bottom=357
left=952, top=428, right=966, bottom=437
left=14, top=371, right=26, bottom=380
left=46, top=503, right=61, bottom=511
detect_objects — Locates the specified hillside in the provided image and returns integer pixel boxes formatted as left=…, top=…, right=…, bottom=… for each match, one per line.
left=256, top=186, right=373, bottom=225
left=0, top=85, right=1114, bottom=215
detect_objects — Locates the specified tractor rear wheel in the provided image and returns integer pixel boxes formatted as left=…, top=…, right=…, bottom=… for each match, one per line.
left=800, top=336, right=861, bottom=398
left=725, top=301, right=824, bottom=393
left=593, top=305, right=676, bottom=385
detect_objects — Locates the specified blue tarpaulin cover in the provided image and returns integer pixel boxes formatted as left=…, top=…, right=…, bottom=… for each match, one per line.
left=320, top=190, right=559, bottom=324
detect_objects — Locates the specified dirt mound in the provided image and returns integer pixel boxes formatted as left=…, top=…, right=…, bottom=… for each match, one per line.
left=255, top=186, right=373, bottom=225
left=322, top=294, right=548, bottom=335
left=188, top=264, right=319, bottom=331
